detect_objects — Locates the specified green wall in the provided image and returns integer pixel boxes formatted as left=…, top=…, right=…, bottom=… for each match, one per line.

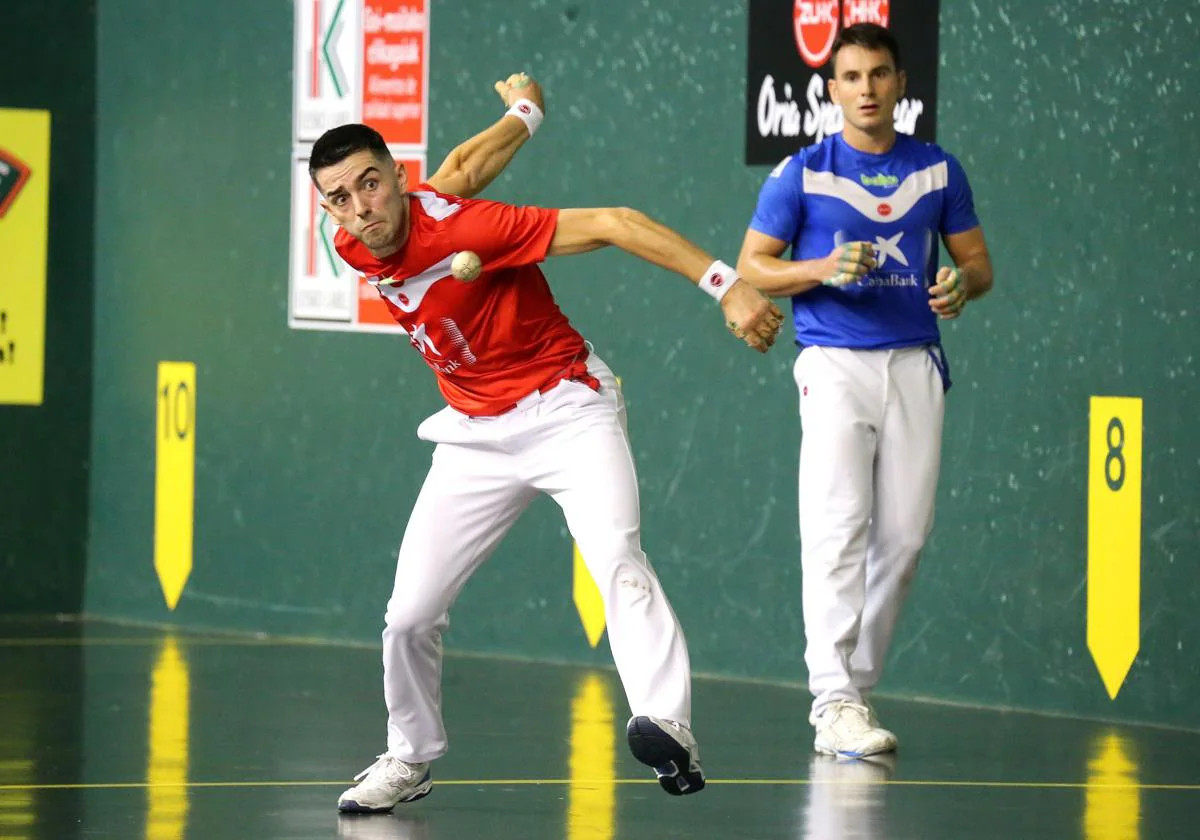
left=0, top=1, right=96, bottom=614
left=83, top=0, right=1199, bottom=730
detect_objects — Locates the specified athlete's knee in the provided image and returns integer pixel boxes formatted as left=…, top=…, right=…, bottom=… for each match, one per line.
left=615, top=564, right=654, bottom=593
left=582, top=532, right=645, bottom=573
left=596, top=562, right=658, bottom=610
left=873, top=530, right=928, bottom=576
left=892, top=528, right=927, bottom=553
left=383, top=593, right=447, bottom=639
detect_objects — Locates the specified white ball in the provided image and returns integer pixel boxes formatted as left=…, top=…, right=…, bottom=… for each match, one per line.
left=451, top=250, right=482, bottom=282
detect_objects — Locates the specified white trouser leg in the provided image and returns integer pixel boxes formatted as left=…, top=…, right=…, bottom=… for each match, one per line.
left=382, top=440, right=535, bottom=762
left=850, top=347, right=945, bottom=694
left=525, top=356, right=693, bottom=725
left=795, top=347, right=881, bottom=715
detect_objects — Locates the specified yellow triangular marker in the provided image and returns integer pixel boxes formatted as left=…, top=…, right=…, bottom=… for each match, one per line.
left=154, top=362, right=196, bottom=610
left=573, top=545, right=607, bottom=648
left=1086, top=396, right=1142, bottom=699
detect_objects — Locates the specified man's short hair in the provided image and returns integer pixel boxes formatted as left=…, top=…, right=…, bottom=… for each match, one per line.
left=308, top=124, right=390, bottom=189
left=830, top=23, right=902, bottom=71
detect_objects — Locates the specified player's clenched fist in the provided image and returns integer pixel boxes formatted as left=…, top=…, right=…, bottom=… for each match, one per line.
left=721, top=280, right=784, bottom=353
left=494, top=72, right=545, bottom=112
left=928, top=266, right=967, bottom=319
left=821, top=241, right=876, bottom=287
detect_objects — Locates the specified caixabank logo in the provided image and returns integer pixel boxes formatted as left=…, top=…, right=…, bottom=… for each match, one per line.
left=0, top=147, right=31, bottom=219
left=746, top=0, right=940, bottom=165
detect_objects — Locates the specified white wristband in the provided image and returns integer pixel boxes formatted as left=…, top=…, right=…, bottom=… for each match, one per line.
left=506, top=98, right=544, bottom=137
left=698, top=260, right=738, bottom=303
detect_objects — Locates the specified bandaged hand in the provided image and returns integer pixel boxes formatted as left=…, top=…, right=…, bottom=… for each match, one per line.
left=822, top=241, right=877, bottom=288
left=928, top=266, right=967, bottom=319
left=494, top=72, right=545, bottom=112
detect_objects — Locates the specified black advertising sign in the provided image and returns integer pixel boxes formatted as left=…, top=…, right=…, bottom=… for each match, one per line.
left=746, top=0, right=941, bottom=165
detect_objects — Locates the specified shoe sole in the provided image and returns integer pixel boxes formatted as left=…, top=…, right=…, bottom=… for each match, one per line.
left=626, top=716, right=706, bottom=796
left=337, top=780, right=433, bottom=813
left=813, top=739, right=897, bottom=759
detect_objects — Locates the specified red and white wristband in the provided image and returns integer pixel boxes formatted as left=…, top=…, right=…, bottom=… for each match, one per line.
left=506, top=98, right=544, bottom=137
left=698, top=260, right=738, bottom=303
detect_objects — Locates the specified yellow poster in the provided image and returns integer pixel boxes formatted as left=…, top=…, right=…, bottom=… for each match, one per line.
left=0, top=108, right=51, bottom=405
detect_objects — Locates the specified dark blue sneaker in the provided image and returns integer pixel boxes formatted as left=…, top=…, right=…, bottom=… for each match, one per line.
left=626, top=716, right=706, bottom=796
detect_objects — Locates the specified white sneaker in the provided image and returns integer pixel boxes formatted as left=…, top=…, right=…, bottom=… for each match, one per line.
left=861, top=697, right=898, bottom=746
left=811, top=701, right=897, bottom=758
left=337, top=755, right=432, bottom=813
left=626, top=716, right=706, bottom=795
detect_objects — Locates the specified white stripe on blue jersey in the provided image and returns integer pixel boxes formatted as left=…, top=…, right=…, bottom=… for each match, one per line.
left=750, top=133, right=978, bottom=350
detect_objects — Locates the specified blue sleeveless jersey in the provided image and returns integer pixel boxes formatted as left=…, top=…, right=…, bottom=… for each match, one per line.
left=749, top=133, right=979, bottom=350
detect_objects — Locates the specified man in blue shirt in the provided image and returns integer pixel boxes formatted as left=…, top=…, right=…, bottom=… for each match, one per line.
left=737, top=23, right=994, bottom=757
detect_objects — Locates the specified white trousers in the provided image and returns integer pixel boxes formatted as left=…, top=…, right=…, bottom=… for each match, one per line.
left=380, top=354, right=692, bottom=762
left=793, top=346, right=945, bottom=715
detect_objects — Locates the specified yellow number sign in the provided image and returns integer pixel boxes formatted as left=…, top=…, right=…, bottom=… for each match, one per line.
left=1087, top=396, right=1142, bottom=700
left=155, top=363, right=196, bottom=610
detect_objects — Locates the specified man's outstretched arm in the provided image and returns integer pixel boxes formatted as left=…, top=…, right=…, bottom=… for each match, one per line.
left=426, top=72, right=545, bottom=199
left=546, top=207, right=785, bottom=353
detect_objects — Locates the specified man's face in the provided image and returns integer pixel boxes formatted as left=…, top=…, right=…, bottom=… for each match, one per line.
left=315, top=150, right=408, bottom=255
left=828, top=45, right=906, bottom=135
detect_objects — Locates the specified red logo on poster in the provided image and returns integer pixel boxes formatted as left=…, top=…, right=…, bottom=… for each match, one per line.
left=877, top=203, right=892, bottom=217
left=842, top=0, right=889, bottom=27
left=793, top=0, right=840, bottom=68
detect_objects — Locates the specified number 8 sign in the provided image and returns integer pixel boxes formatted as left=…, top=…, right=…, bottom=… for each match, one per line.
left=1086, top=396, right=1143, bottom=700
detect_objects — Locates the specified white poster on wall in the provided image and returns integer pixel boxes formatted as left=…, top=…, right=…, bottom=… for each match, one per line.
left=288, top=151, right=426, bottom=332
left=288, top=0, right=429, bottom=332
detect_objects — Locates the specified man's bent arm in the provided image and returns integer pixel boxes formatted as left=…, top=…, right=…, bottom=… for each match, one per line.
left=737, top=230, right=834, bottom=297
left=427, top=118, right=532, bottom=199
left=426, top=73, right=544, bottom=199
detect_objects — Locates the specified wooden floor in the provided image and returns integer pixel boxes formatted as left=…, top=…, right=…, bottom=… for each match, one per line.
left=1, top=617, right=1197, bottom=839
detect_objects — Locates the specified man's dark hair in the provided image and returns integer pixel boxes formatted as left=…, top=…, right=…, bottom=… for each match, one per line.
left=308, top=123, right=390, bottom=189
left=830, top=23, right=902, bottom=72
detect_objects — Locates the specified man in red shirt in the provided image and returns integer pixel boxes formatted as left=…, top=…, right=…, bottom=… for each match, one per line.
left=312, top=74, right=783, bottom=813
